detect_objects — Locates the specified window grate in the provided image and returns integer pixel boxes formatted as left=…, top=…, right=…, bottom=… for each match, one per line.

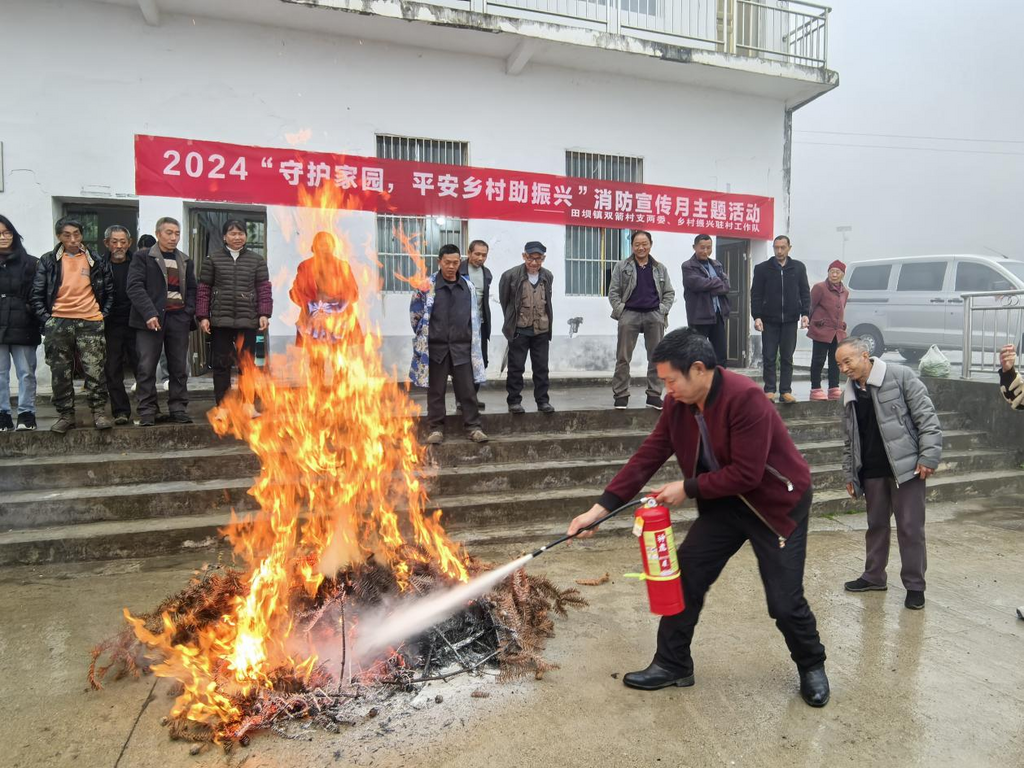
left=565, top=151, right=643, bottom=296
left=376, top=135, right=469, bottom=292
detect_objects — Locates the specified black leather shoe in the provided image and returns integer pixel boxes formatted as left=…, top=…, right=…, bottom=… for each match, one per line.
left=622, top=661, right=694, bottom=691
left=171, top=412, right=193, bottom=424
left=508, top=403, right=526, bottom=414
left=799, top=666, right=830, bottom=707
left=537, top=402, right=555, bottom=414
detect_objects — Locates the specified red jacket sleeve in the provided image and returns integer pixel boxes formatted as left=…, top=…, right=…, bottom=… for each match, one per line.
left=597, top=406, right=676, bottom=511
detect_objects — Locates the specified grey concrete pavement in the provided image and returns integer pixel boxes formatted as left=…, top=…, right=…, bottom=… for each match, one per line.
left=1, top=500, right=1022, bottom=767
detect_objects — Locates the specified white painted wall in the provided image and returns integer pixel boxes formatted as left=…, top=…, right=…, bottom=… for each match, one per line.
left=4, top=0, right=789, bottom=381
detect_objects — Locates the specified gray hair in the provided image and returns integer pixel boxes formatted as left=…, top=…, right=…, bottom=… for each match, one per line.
left=104, top=225, right=131, bottom=240
left=155, top=216, right=180, bottom=232
left=837, top=337, right=870, bottom=355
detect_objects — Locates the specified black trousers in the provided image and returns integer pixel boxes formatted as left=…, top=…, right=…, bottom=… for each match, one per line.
left=135, top=311, right=191, bottom=417
left=104, top=321, right=138, bottom=417
left=655, top=492, right=826, bottom=675
left=506, top=331, right=550, bottom=405
left=210, top=327, right=258, bottom=405
left=427, top=349, right=481, bottom=430
left=762, top=321, right=798, bottom=394
left=810, top=338, right=840, bottom=390
left=692, top=313, right=728, bottom=368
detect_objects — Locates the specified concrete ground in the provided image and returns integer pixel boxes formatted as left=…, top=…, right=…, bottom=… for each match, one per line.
left=1, top=499, right=1021, bottom=768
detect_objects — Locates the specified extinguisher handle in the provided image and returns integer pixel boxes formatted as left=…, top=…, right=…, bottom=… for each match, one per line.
left=530, top=497, right=650, bottom=558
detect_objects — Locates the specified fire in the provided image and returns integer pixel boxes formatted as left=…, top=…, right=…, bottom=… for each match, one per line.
left=125, top=179, right=468, bottom=738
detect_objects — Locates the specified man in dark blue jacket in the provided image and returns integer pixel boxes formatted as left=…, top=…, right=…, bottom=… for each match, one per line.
left=750, top=235, right=810, bottom=403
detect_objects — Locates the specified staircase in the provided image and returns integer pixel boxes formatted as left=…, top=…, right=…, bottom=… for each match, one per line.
left=0, top=392, right=1017, bottom=565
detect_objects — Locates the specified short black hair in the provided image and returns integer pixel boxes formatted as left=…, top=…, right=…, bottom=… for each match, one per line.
left=467, top=239, right=489, bottom=253
left=0, top=214, right=26, bottom=253
left=631, top=230, right=652, bottom=245
left=774, top=235, right=791, bottom=245
left=693, top=234, right=712, bottom=245
left=438, top=243, right=461, bottom=258
left=55, top=216, right=84, bottom=237
left=652, top=328, right=717, bottom=375
left=138, top=234, right=157, bottom=249
left=222, top=219, right=247, bottom=236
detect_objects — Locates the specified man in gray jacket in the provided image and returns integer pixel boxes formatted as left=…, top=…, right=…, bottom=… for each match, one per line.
left=607, top=231, right=675, bottom=410
left=836, top=338, right=942, bottom=610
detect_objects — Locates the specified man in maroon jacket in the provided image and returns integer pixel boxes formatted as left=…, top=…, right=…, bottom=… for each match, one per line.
left=568, top=328, right=829, bottom=707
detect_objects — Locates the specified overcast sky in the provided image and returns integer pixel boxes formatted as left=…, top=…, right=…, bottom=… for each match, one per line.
left=789, top=0, right=1024, bottom=270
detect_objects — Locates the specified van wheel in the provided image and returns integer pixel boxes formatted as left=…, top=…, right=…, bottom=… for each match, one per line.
left=852, top=326, right=884, bottom=356
left=899, top=348, right=924, bottom=364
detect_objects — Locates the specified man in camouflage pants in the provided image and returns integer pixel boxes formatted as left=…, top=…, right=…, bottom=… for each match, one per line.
left=30, top=217, right=114, bottom=433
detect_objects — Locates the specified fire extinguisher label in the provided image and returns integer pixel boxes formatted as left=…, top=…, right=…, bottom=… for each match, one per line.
left=642, top=528, right=680, bottom=577
left=632, top=516, right=645, bottom=537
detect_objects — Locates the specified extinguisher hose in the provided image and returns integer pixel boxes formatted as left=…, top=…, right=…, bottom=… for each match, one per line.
left=528, top=496, right=650, bottom=560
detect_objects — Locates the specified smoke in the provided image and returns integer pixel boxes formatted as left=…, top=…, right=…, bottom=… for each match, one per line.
left=352, top=555, right=534, bottom=662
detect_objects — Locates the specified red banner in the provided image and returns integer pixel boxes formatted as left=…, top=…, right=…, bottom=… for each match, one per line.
left=135, top=135, right=774, bottom=239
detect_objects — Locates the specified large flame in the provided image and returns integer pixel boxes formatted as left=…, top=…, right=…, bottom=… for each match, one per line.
left=126, top=180, right=466, bottom=736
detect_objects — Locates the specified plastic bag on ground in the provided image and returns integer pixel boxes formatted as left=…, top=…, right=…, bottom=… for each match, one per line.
left=918, top=344, right=951, bottom=377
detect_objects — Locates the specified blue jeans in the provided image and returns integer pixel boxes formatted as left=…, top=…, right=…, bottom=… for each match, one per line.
left=0, top=344, right=38, bottom=414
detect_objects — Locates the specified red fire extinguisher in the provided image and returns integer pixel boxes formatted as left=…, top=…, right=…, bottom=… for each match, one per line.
left=628, top=500, right=685, bottom=616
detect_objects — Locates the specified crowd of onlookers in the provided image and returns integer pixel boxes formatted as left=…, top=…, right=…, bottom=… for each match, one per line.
left=0, top=214, right=272, bottom=432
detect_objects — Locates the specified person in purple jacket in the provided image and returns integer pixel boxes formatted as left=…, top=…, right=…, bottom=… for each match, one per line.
left=808, top=260, right=849, bottom=401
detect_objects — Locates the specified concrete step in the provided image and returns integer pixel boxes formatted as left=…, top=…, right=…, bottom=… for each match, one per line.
left=0, top=422, right=236, bottom=458
left=4, top=466, right=1022, bottom=566
left=798, top=430, right=984, bottom=465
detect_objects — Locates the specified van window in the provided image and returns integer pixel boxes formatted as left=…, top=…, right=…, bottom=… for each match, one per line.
left=955, top=262, right=1013, bottom=293
left=848, top=265, right=891, bottom=290
left=896, top=262, right=946, bottom=292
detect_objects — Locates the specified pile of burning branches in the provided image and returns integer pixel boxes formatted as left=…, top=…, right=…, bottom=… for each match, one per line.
left=89, top=552, right=586, bottom=744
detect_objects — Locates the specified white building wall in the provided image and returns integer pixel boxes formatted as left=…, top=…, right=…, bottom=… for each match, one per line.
left=4, top=0, right=787, bottom=381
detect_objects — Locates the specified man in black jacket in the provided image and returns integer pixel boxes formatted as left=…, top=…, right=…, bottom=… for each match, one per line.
left=499, top=241, right=555, bottom=414
left=457, top=239, right=492, bottom=412
left=99, top=225, right=137, bottom=425
left=750, top=235, right=810, bottom=403
left=127, top=217, right=197, bottom=426
left=30, top=217, right=114, bottom=433
left=0, top=217, right=40, bottom=431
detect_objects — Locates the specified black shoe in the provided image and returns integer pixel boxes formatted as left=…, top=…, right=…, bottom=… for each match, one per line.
left=155, top=412, right=172, bottom=424
left=645, top=395, right=663, bottom=410
left=614, top=397, right=628, bottom=410
left=138, top=416, right=155, bottom=427
left=905, top=590, right=925, bottom=610
left=508, top=403, right=526, bottom=414
left=799, top=666, right=830, bottom=707
left=113, top=413, right=130, bottom=426
left=477, top=402, right=486, bottom=412
left=171, top=412, right=193, bottom=424
left=844, top=578, right=887, bottom=592
left=537, top=402, right=555, bottom=414
left=0, top=412, right=13, bottom=431
left=16, top=412, right=36, bottom=431
left=622, top=661, right=694, bottom=691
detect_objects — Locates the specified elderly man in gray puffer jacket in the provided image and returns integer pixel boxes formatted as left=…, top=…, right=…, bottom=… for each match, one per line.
left=835, top=338, right=943, bottom=610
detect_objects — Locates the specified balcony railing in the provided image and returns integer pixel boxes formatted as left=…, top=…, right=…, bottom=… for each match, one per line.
left=448, top=0, right=830, bottom=67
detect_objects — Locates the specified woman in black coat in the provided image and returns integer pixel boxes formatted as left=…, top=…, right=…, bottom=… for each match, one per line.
left=0, top=215, right=41, bottom=430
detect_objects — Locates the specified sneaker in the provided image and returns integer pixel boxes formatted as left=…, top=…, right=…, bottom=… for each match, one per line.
left=905, top=590, right=925, bottom=610
left=0, top=412, right=13, bottom=431
left=171, top=412, right=193, bottom=424
left=138, top=416, right=155, bottom=427
left=468, top=429, right=489, bottom=444
left=765, top=392, right=777, bottom=402
left=93, top=413, right=114, bottom=430
left=780, top=393, right=798, bottom=404
left=113, top=414, right=130, bottom=426
left=425, top=430, right=444, bottom=445
left=16, top=412, right=36, bottom=431
left=844, top=578, right=887, bottom=592
left=614, top=397, right=628, bottom=410
left=508, top=403, right=526, bottom=414
left=51, top=414, right=77, bottom=434
left=828, top=387, right=843, bottom=401
left=537, top=402, right=555, bottom=414
left=645, top=395, right=663, bottom=410
left=809, top=388, right=827, bottom=401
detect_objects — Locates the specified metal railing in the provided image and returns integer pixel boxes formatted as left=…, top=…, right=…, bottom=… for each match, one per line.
left=961, top=290, right=1024, bottom=379
left=459, top=0, right=830, bottom=67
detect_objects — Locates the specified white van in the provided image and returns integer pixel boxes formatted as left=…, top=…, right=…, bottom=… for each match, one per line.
left=845, top=254, right=1024, bottom=362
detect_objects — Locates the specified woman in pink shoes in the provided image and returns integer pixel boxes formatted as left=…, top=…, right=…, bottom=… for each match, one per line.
left=808, top=260, right=849, bottom=401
